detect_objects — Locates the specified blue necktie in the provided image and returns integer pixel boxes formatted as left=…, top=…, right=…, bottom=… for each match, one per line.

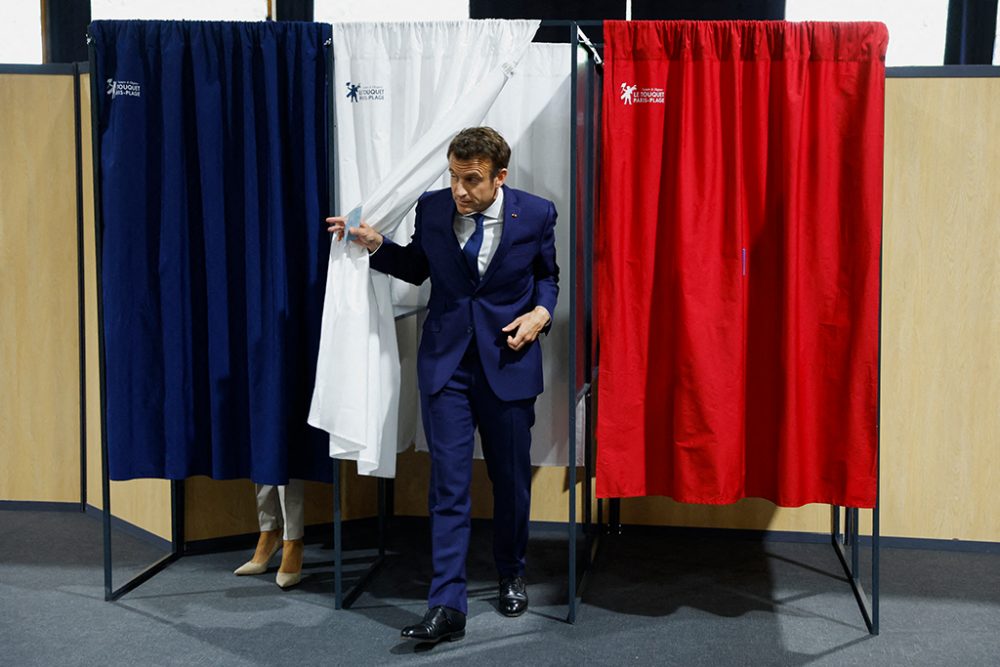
left=463, top=213, right=485, bottom=280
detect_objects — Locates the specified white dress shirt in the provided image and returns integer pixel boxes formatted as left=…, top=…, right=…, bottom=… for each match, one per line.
left=454, top=186, right=505, bottom=277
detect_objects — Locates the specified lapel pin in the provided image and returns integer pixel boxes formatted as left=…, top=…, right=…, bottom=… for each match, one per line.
left=511, top=213, right=518, bottom=219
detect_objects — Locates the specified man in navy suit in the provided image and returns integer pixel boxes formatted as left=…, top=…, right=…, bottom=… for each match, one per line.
left=327, top=127, right=558, bottom=643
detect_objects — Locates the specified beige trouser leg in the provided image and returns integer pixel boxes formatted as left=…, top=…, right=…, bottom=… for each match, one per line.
left=255, top=480, right=304, bottom=541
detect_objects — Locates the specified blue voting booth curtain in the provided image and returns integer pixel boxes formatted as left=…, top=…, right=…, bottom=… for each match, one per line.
left=90, top=21, right=333, bottom=484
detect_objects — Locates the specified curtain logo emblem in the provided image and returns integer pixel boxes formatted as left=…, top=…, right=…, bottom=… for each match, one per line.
left=620, top=81, right=664, bottom=105
left=345, top=81, right=384, bottom=103
left=620, top=82, right=638, bottom=104
left=106, top=78, right=141, bottom=99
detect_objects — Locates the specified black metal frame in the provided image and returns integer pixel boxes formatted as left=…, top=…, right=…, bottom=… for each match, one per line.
left=886, top=65, right=1000, bottom=77
left=331, top=305, right=427, bottom=609
left=77, top=13, right=603, bottom=616
left=0, top=63, right=77, bottom=74
left=321, top=37, right=389, bottom=611
left=0, top=58, right=185, bottom=599
left=596, top=62, right=997, bottom=638
left=598, top=28, right=887, bottom=636
left=78, top=18, right=886, bottom=623
left=325, top=20, right=606, bottom=622
left=825, top=67, right=888, bottom=631
left=599, top=341, right=882, bottom=629
left=87, top=40, right=188, bottom=601
left=322, top=36, right=396, bottom=608
left=567, top=19, right=605, bottom=624
left=831, top=504, right=880, bottom=634
left=12, top=21, right=990, bottom=626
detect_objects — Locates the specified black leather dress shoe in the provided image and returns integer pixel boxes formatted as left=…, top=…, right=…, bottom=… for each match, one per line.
left=400, top=606, right=466, bottom=643
left=498, top=576, right=528, bottom=617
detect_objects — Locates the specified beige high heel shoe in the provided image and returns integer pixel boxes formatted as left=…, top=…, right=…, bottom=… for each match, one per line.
left=276, top=538, right=304, bottom=588
left=233, top=529, right=282, bottom=576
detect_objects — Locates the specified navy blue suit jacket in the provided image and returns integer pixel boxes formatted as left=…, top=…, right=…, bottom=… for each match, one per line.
left=369, top=185, right=559, bottom=402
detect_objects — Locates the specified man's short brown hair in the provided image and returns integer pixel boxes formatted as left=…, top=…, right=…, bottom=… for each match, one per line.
left=447, top=127, right=511, bottom=177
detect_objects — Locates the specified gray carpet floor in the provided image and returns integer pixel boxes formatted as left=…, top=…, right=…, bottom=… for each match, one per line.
left=0, top=508, right=998, bottom=666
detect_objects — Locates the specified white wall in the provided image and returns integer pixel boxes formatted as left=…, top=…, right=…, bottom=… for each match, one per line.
left=995, top=3, right=1000, bottom=64
left=0, top=2, right=43, bottom=64
left=785, top=0, right=949, bottom=66
left=90, top=0, right=268, bottom=21
left=314, top=0, right=469, bottom=23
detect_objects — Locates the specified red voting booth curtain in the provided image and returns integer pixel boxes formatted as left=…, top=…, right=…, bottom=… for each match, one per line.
left=596, top=21, right=887, bottom=507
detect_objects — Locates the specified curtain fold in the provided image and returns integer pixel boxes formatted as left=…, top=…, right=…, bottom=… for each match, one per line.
left=92, top=20, right=332, bottom=484
left=308, top=20, right=539, bottom=478
left=596, top=21, right=886, bottom=507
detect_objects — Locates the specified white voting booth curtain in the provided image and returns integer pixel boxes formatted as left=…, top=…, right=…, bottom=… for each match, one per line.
left=309, top=20, right=540, bottom=477
left=485, top=43, right=579, bottom=466
left=411, top=42, right=581, bottom=467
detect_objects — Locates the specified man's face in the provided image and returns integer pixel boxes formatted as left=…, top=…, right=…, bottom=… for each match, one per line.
left=449, top=155, right=507, bottom=215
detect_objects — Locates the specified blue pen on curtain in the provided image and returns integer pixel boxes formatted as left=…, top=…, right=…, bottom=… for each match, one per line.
left=345, top=205, right=362, bottom=242
left=742, top=247, right=747, bottom=276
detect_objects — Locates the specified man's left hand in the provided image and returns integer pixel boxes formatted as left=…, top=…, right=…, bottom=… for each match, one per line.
left=501, top=306, right=551, bottom=351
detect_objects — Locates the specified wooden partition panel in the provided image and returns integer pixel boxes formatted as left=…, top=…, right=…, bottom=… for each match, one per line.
left=878, top=76, right=1000, bottom=542
left=18, top=72, right=995, bottom=544
left=82, top=71, right=101, bottom=510
left=391, top=450, right=586, bottom=523
left=82, top=71, right=105, bottom=514
left=184, top=478, right=346, bottom=543
left=391, top=445, right=827, bottom=531
left=0, top=73, right=81, bottom=503
left=390, top=76, right=1000, bottom=544
left=183, top=467, right=385, bottom=543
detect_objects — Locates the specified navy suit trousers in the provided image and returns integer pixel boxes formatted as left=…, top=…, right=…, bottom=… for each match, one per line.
left=421, top=340, right=535, bottom=614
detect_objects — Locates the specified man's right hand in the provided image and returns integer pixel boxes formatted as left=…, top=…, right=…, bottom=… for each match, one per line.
left=326, top=216, right=383, bottom=253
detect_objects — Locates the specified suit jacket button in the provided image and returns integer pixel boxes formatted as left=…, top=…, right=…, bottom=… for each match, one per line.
left=467, top=326, right=474, bottom=333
